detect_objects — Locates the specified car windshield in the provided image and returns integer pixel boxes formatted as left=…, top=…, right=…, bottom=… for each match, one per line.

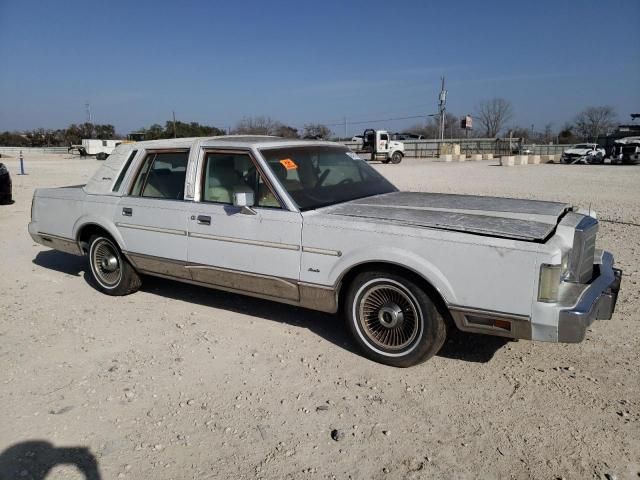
left=259, top=145, right=397, bottom=211
left=574, top=144, right=593, bottom=149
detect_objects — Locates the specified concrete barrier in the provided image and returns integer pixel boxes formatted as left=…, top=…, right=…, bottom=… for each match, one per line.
left=483, top=153, right=494, bottom=160
left=530, top=155, right=541, bottom=165
left=542, top=154, right=557, bottom=163
left=441, top=154, right=453, bottom=162
left=500, top=156, right=515, bottom=166
left=456, top=154, right=467, bottom=162
left=471, top=154, right=483, bottom=161
left=516, top=155, right=529, bottom=165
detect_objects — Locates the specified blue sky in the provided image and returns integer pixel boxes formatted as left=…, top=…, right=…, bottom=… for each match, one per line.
left=0, top=0, right=638, bottom=136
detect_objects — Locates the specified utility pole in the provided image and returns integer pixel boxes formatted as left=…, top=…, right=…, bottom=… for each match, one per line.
left=172, top=111, right=177, bottom=138
left=438, top=77, right=447, bottom=141
left=85, top=102, right=92, bottom=124
left=344, top=116, right=347, bottom=139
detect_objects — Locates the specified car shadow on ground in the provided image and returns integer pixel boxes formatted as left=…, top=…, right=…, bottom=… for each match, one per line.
left=0, top=440, right=101, bottom=479
left=33, top=250, right=509, bottom=364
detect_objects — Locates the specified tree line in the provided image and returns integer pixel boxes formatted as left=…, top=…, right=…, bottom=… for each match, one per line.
left=0, top=104, right=620, bottom=147
left=0, top=123, right=116, bottom=147
left=407, top=100, right=619, bottom=144
left=0, top=117, right=333, bottom=147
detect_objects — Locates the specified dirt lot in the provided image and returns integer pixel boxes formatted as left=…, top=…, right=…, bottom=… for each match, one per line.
left=1, top=154, right=638, bottom=480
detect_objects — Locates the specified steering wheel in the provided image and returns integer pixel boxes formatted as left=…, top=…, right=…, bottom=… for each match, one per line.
left=337, top=178, right=354, bottom=186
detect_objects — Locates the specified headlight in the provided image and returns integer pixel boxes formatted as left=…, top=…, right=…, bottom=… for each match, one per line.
left=538, top=263, right=562, bottom=303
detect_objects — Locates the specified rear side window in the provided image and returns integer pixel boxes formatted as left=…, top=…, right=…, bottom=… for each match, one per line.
left=130, top=151, right=189, bottom=200
left=112, top=150, right=137, bottom=192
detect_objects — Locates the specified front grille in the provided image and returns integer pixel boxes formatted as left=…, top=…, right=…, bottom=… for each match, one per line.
left=567, top=216, right=598, bottom=283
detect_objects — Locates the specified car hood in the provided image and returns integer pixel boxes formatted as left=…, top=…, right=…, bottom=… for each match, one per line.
left=321, top=192, right=572, bottom=242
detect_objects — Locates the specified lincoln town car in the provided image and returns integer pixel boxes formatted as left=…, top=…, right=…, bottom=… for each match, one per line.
left=29, top=137, right=622, bottom=367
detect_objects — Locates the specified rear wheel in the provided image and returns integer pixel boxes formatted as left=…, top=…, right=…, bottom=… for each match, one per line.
left=88, top=235, right=141, bottom=295
left=345, top=271, right=447, bottom=367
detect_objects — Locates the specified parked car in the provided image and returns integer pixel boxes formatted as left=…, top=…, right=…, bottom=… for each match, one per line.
left=512, top=146, right=534, bottom=155
left=29, top=137, right=622, bottom=367
left=393, top=133, right=424, bottom=141
left=0, top=163, right=12, bottom=204
left=561, top=143, right=606, bottom=164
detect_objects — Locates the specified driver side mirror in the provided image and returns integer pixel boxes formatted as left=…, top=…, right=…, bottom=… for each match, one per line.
left=233, top=189, right=257, bottom=215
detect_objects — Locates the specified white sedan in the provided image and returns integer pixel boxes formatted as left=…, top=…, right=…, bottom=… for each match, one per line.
left=29, top=136, right=622, bottom=367
left=561, top=143, right=606, bottom=164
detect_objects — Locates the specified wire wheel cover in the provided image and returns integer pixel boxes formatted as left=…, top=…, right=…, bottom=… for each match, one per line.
left=358, top=283, right=420, bottom=350
left=92, top=240, right=121, bottom=286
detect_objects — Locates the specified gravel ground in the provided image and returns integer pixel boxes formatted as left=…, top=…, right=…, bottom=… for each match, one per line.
left=0, top=154, right=638, bottom=480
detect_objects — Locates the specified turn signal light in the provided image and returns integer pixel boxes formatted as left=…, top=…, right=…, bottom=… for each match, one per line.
left=538, top=264, right=562, bottom=302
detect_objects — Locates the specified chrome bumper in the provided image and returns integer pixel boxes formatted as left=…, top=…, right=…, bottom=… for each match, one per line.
left=558, top=251, right=622, bottom=342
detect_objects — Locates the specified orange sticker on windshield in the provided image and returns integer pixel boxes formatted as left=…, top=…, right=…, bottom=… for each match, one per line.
left=280, top=158, right=298, bottom=170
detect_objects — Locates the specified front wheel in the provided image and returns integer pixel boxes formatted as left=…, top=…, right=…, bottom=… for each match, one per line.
left=391, top=151, right=403, bottom=164
left=345, top=271, right=447, bottom=367
left=88, top=235, right=141, bottom=295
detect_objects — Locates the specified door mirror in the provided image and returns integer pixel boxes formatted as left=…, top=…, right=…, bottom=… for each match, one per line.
left=233, top=190, right=257, bottom=215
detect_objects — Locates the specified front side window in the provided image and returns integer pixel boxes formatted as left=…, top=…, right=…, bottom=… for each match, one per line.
left=130, top=151, right=188, bottom=200
left=259, top=146, right=396, bottom=211
left=201, top=152, right=281, bottom=208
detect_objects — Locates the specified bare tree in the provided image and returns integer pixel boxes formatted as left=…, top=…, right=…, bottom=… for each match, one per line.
left=573, top=106, right=617, bottom=141
left=558, top=122, right=578, bottom=144
left=408, top=113, right=464, bottom=139
left=233, top=116, right=281, bottom=136
left=475, top=98, right=513, bottom=137
left=302, top=123, right=331, bottom=139
left=274, top=124, right=299, bottom=138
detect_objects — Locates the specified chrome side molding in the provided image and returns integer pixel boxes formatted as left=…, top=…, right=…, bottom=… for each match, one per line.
left=36, top=232, right=83, bottom=256
left=115, top=222, right=187, bottom=236
left=302, top=246, right=342, bottom=257
left=188, top=231, right=300, bottom=251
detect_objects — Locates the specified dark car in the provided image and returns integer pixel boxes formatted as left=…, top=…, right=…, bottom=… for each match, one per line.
left=0, top=163, right=12, bottom=204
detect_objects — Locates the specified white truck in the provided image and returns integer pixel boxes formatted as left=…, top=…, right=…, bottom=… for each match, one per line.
left=611, top=136, right=640, bottom=165
left=29, top=136, right=622, bottom=367
left=356, top=129, right=405, bottom=164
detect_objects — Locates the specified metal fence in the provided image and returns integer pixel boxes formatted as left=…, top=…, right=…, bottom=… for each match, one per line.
left=0, top=146, right=70, bottom=156
left=340, top=138, right=567, bottom=158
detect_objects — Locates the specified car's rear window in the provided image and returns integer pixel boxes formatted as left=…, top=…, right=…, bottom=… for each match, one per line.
left=112, top=150, right=138, bottom=192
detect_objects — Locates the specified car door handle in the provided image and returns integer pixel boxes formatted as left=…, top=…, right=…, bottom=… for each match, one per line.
left=197, top=215, right=211, bottom=225
left=122, top=207, right=133, bottom=216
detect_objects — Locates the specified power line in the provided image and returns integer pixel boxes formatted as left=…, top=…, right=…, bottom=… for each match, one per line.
left=323, top=114, right=429, bottom=128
